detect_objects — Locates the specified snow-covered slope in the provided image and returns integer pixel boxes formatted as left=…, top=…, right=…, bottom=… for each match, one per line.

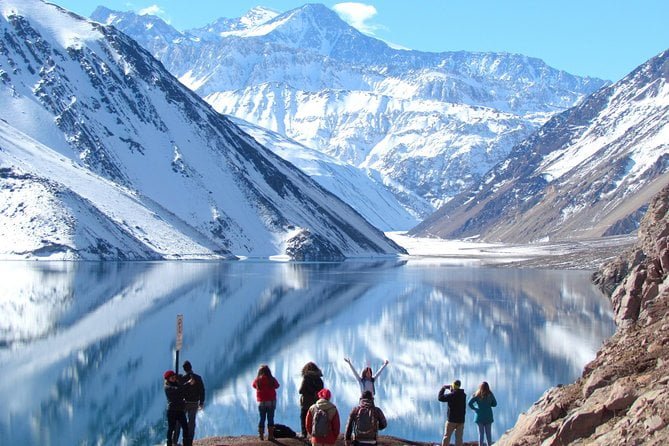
left=91, top=4, right=606, bottom=216
left=0, top=0, right=403, bottom=260
left=413, top=49, right=669, bottom=242
left=229, top=117, right=419, bottom=230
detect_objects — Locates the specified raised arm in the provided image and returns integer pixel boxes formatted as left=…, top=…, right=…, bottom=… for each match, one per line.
left=438, top=385, right=450, bottom=402
left=344, top=358, right=362, bottom=380
left=372, top=359, right=389, bottom=380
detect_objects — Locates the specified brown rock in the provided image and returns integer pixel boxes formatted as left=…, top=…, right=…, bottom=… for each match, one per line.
left=645, top=415, right=665, bottom=434
left=604, top=381, right=638, bottom=412
left=583, top=369, right=611, bottom=398
left=551, top=407, right=604, bottom=445
left=616, top=265, right=647, bottom=322
left=661, top=248, right=669, bottom=273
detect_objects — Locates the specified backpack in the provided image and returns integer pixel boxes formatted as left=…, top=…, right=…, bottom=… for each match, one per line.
left=354, top=406, right=378, bottom=441
left=273, top=424, right=296, bottom=438
left=311, top=406, right=331, bottom=437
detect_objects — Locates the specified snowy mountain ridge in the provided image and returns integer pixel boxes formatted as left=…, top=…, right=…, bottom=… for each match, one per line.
left=92, top=4, right=607, bottom=218
left=0, top=0, right=403, bottom=260
left=413, top=49, right=669, bottom=242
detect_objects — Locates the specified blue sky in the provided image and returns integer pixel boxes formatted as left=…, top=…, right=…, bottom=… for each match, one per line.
left=54, top=0, right=669, bottom=81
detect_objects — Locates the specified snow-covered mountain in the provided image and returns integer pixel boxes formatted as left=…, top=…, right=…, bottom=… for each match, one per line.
left=0, top=0, right=404, bottom=260
left=412, top=49, right=669, bottom=242
left=228, top=116, right=419, bottom=230
left=91, top=4, right=607, bottom=215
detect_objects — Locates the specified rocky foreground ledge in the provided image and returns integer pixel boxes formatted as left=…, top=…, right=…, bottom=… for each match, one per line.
left=192, top=436, right=476, bottom=446
left=496, top=185, right=669, bottom=445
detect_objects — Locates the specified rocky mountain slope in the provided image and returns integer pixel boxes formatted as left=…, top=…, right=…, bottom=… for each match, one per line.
left=91, top=4, right=606, bottom=217
left=496, top=184, right=669, bottom=445
left=228, top=117, right=419, bottom=230
left=413, top=49, right=669, bottom=243
left=0, top=0, right=403, bottom=260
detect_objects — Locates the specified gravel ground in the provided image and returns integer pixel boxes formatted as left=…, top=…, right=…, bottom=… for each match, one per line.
left=192, top=435, right=476, bottom=446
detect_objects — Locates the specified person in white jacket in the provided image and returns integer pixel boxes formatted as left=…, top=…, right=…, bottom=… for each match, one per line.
left=344, top=358, right=389, bottom=396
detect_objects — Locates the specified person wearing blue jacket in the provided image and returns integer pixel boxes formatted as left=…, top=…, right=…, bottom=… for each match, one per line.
left=467, top=381, right=497, bottom=446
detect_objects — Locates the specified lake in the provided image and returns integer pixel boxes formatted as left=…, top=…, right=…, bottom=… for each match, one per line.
left=0, top=259, right=615, bottom=445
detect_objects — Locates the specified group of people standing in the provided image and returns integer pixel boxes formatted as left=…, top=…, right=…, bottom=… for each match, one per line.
left=163, top=360, right=206, bottom=446
left=163, top=358, right=497, bottom=446
left=438, top=380, right=498, bottom=446
left=254, top=358, right=389, bottom=446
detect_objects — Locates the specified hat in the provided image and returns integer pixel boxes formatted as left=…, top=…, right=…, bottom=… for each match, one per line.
left=164, top=370, right=176, bottom=380
left=318, top=388, right=332, bottom=400
left=183, top=361, right=192, bottom=372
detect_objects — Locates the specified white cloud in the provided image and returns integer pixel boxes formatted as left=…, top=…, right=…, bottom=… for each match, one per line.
left=332, top=2, right=382, bottom=35
left=137, top=4, right=162, bottom=15
left=135, top=4, right=171, bottom=24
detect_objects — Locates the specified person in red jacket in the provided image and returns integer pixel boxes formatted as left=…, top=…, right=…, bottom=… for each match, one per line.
left=252, top=364, right=280, bottom=441
left=305, top=388, right=340, bottom=446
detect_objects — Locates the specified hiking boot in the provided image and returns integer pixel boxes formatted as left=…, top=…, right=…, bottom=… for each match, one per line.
left=268, top=426, right=275, bottom=441
left=258, top=426, right=265, bottom=441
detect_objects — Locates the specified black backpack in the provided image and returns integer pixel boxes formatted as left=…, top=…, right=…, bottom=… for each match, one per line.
left=354, top=406, right=378, bottom=441
left=273, top=424, right=296, bottom=438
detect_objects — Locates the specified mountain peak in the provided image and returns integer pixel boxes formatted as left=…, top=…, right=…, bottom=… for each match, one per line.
left=240, top=6, right=280, bottom=27
left=90, top=5, right=181, bottom=40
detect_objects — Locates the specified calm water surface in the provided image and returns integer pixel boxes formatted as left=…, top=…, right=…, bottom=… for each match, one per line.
left=0, top=260, right=615, bottom=445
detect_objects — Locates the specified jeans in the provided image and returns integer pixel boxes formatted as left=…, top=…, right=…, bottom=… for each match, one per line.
left=167, top=409, right=189, bottom=446
left=258, top=400, right=276, bottom=428
left=442, top=421, right=464, bottom=446
left=477, top=422, right=492, bottom=446
left=173, top=402, right=198, bottom=444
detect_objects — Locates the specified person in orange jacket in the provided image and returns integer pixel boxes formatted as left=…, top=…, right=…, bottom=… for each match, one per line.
left=305, top=388, right=340, bottom=445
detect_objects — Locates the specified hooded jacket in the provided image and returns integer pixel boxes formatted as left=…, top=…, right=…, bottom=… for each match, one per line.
left=345, top=397, right=387, bottom=443
left=252, top=374, right=280, bottom=402
left=299, top=370, right=324, bottom=407
left=468, top=392, right=497, bottom=424
left=305, top=398, right=340, bottom=445
left=164, top=380, right=186, bottom=411
left=438, top=386, right=467, bottom=423
left=181, top=371, right=206, bottom=404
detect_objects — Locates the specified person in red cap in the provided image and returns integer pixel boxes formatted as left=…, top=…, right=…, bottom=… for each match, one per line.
left=164, top=370, right=192, bottom=446
left=252, top=364, right=280, bottom=441
left=305, top=388, right=340, bottom=446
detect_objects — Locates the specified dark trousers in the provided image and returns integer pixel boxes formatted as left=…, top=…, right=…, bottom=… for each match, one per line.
left=167, top=409, right=190, bottom=446
left=300, top=404, right=310, bottom=436
left=173, top=402, right=198, bottom=444
left=258, top=400, right=276, bottom=428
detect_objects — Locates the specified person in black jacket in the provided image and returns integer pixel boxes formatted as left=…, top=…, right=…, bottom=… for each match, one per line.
left=345, top=390, right=387, bottom=446
left=173, top=361, right=205, bottom=445
left=164, top=370, right=192, bottom=446
left=299, top=362, right=324, bottom=437
left=438, top=380, right=466, bottom=446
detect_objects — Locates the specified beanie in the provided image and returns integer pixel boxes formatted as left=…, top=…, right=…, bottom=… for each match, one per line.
left=318, top=388, right=332, bottom=400
left=164, top=370, right=176, bottom=380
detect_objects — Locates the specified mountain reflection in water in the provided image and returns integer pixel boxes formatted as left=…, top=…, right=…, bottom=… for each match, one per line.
left=0, top=260, right=615, bottom=445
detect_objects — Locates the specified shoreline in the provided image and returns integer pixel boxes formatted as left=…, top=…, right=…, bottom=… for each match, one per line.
left=192, top=434, right=478, bottom=446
